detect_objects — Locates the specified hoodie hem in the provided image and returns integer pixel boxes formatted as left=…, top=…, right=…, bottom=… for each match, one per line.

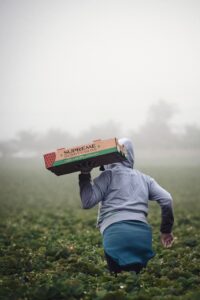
left=98, top=212, right=148, bottom=235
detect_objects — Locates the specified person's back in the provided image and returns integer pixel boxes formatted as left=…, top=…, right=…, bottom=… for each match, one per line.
left=79, top=137, right=174, bottom=275
left=96, top=166, right=163, bottom=234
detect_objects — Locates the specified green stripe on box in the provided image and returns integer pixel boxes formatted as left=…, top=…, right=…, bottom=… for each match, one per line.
left=53, top=147, right=122, bottom=166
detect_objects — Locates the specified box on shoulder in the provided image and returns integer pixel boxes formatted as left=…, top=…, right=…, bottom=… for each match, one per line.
left=43, top=137, right=127, bottom=175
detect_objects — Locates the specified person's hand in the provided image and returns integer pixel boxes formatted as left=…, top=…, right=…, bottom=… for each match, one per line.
left=160, top=232, right=174, bottom=248
left=79, top=161, right=95, bottom=174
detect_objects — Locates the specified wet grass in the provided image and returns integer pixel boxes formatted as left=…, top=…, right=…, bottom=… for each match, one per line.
left=0, top=159, right=200, bottom=300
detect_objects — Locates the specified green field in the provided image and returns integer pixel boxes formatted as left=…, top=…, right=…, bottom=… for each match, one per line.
left=0, top=159, right=200, bottom=300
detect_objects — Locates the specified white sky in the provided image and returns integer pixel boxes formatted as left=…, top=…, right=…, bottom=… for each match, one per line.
left=0, top=0, right=200, bottom=140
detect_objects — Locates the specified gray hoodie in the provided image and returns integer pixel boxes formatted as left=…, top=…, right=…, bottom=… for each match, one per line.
left=79, top=138, right=174, bottom=235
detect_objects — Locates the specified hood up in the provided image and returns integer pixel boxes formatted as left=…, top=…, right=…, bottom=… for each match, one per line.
left=103, top=137, right=135, bottom=170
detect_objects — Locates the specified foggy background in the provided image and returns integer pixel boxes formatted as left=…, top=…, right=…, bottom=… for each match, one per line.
left=1, top=0, right=200, bottom=165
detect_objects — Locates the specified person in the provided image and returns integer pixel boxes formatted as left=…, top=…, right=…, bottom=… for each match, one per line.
left=78, top=138, right=174, bottom=276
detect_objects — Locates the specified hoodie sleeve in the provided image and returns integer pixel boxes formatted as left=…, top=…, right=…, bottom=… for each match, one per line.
left=79, top=171, right=111, bottom=209
left=148, top=177, right=174, bottom=234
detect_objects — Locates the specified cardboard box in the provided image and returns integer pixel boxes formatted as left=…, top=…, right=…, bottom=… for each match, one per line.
left=43, top=137, right=127, bottom=175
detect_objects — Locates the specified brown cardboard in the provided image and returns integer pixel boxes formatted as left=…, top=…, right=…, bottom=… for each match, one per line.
left=43, top=137, right=127, bottom=176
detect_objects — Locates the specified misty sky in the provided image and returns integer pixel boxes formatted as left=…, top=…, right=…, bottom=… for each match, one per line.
left=1, top=0, right=200, bottom=140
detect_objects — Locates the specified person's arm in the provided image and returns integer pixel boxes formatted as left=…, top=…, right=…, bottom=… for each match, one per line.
left=148, top=177, right=174, bottom=247
left=79, top=170, right=111, bottom=209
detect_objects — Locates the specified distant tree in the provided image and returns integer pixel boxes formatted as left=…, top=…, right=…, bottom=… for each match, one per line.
left=181, top=125, right=200, bottom=149
left=0, top=140, right=17, bottom=157
left=78, top=121, right=122, bottom=144
left=130, top=100, right=178, bottom=149
left=0, top=101, right=200, bottom=157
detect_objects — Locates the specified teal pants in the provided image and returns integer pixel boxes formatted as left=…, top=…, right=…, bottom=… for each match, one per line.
left=103, top=220, right=155, bottom=274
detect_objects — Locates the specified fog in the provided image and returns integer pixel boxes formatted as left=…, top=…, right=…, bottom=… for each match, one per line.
left=1, top=100, right=200, bottom=165
left=1, top=0, right=200, bottom=165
